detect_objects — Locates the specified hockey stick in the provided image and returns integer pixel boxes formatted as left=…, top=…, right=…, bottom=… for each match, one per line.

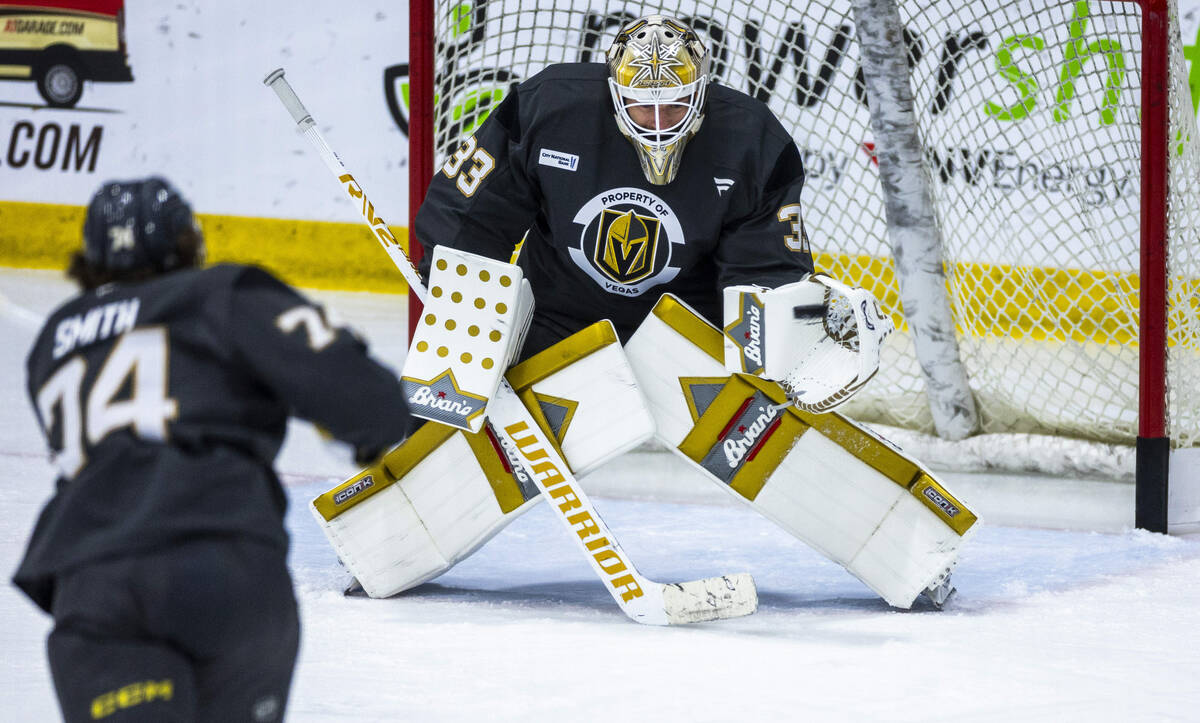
left=264, top=68, right=757, bottom=625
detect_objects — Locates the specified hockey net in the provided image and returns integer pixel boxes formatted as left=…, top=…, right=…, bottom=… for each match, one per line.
left=410, top=0, right=1200, bottom=482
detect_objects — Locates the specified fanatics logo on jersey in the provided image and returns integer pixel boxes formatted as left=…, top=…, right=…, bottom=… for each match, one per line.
left=539, top=148, right=579, bottom=171
left=569, top=187, right=684, bottom=296
left=714, top=177, right=735, bottom=195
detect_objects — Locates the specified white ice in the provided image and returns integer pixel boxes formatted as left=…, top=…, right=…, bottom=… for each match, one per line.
left=2, top=268, right=1198, bottom=722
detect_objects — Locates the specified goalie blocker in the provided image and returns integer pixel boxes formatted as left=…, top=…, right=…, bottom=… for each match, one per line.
left=401, top=245, right=534, bottom=432
left=313, top=296, right=975, bottom=610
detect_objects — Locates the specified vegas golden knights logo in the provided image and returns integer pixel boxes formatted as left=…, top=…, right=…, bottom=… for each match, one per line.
left=594, top=209, right=661, bottom=284
left=570, top=187, right=683, bottom=297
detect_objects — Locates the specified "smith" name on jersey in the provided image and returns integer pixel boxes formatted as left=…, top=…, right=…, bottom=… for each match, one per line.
left=53, top=298, right=140, bottom=359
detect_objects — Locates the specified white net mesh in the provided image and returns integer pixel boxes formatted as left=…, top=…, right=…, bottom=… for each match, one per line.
left=423, top=0, right=1200, bottom=473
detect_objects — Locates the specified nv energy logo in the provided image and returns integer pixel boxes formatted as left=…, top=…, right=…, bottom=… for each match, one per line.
left=569, top=188, right=685, bottom=297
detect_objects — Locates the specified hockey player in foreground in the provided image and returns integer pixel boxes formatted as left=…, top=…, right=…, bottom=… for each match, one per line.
left=309, top=15, right=977, bottom=619
left=14, top=177, right=412, bottom=722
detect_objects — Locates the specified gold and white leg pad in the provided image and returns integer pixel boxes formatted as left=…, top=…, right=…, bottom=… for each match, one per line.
left=504, top=321, right=656, bottom=473
left=311, top=422, right=540, bottom=598
left=311, top=320, right=656, bottom=598
left=401, top=245, right=534, bottom=432
left=626, top=294, right=979, bottom=608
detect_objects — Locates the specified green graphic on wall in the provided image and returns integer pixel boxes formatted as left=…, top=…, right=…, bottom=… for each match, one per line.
left=1185, top=23, right=1200, bottom=116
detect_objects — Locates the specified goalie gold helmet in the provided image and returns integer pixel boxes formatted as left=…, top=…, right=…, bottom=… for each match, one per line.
left=607, top=15, right=710, bottom=185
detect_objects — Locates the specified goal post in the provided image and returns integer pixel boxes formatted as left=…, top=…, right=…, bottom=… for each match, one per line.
left=407, top=0, right=1200, bottom=533
left=407, top=0, right=435, bottom=338
left=1137, top=0, right=1168, bottom=531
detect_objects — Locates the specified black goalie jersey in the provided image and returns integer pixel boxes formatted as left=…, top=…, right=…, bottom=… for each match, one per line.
left=415, top=62, right=814, bottom=347
left=15, top=264, right=410, bottom=611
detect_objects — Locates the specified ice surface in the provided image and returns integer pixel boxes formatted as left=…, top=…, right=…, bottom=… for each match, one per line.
left=2, top=268, right=1198, bottom=722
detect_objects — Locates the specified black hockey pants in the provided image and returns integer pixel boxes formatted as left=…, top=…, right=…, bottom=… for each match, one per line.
left=46, top=537, right=299, bottom=722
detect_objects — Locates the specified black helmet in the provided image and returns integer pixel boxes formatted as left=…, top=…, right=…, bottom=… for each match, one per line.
left=82, top=177, right=201, bottom=275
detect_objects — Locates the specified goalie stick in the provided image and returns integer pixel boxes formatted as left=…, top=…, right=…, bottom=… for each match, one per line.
left=263, top=68, right=757, bottom=625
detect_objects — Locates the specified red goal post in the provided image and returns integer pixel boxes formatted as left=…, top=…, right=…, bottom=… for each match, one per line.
left=407, top=0, right=1200, bottom=533
left=1137, top=0, right=1171, bottom=532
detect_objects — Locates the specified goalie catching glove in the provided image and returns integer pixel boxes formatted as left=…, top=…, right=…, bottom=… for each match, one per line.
left=723, top=274, right=894, bottom=413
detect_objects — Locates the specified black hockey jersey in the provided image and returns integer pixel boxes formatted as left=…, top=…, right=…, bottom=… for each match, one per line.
left=415, top=63, right=814, bottom=345
left=14, top=264, right=410, bottom=611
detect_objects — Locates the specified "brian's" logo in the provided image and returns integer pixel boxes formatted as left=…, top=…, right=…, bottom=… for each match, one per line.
left=723, top=403, right=778, bottom=468
left=409, top=386, right=475, bottom=417
left=724, top=293, right=766, bottom=375
left=743, top=303, right=763, bottom=368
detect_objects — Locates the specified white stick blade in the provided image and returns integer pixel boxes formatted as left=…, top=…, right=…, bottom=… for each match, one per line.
left=661, top=573, right=758, bottom=624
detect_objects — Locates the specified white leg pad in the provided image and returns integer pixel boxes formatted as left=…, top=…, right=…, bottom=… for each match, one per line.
left=312, top=425, right=541, bottom=598
left=312, top=320, right=656, bottom=597
left=626, top=294, right=978, bottom=608
left=506, top=321, right=656, bottom=475
left=754, top=429, right=967, bottom=607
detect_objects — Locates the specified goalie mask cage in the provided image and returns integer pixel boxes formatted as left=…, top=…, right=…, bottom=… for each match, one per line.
left=407, top=0, right=1200, bottom=533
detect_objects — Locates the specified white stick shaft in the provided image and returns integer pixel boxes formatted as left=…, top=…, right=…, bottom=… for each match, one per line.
left=488, top=381, right=670, bottom=623
left=263, top=68, right=427, bottom=303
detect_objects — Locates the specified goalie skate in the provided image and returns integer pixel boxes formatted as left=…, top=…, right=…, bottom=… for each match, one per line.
left=920, top=570, right=956, bottom=610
